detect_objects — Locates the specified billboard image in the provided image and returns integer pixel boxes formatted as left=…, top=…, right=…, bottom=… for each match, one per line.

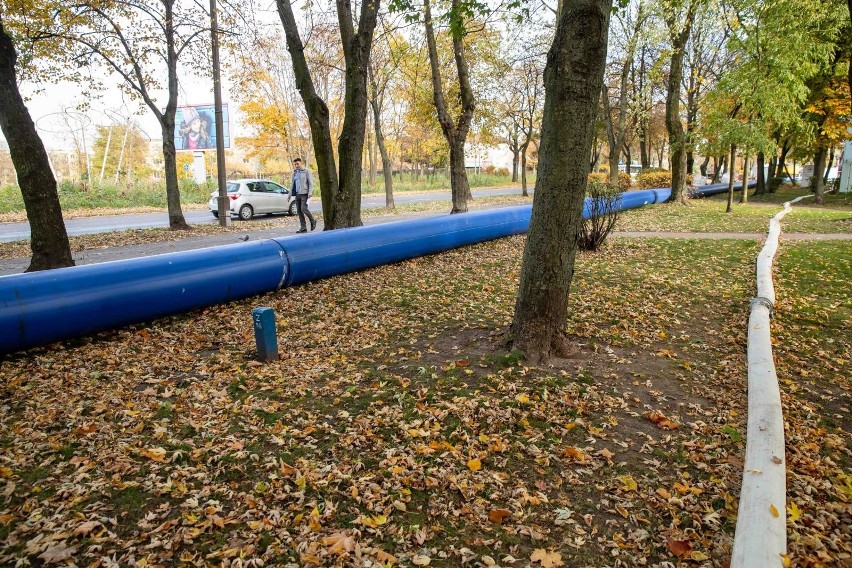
left=174, top=104, right=230, bottom=151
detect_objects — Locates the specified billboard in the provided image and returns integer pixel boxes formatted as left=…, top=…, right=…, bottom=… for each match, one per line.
left=174, top=104, right=230, bottom=151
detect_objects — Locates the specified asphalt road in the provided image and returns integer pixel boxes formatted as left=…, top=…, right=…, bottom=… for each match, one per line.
left=0, top=187, right=523, bottom=243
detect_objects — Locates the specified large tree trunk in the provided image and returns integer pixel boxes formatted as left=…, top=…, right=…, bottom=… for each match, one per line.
left=755, top=151, right=766, bottom=195
left=823, top=146, right=835, bottom=184
left=776, top=139, right=790, bottom=183
left=813, top=146, right=827, bottom=205
left=739, top=153, right=749, bottom=204
left=424, top=0, right=475, bottom=213
left=710, top=155, right=728, bottom=183
left=726, top=145, right=736, bottom=213
left=369, top=97, right=394, bottom=209
left=162, top=1, right=190, bottom=230
left=0, top=22, right=74, bottom=271
left=511, top=140, right=519, bottom=182
left=331, top=0, right=379, bottom=228
left=277, top=0, right=343, bottom=228
left=699, top=155, right=709, bottom=177
left=509, top=0, right=611, bottom=362
left=664, top=13, right=695, bottom=204
left=449, top=139, right=470, bottom=212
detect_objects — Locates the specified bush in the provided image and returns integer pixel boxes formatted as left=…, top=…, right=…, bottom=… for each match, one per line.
left=635, top=169, right=693, bottom=189
left=495, top=167, right=510, bottom=176
left=483, top=165, right=496, bottom=174
left=579, top=178, right=620, bottom=251
left=588, top=172, right=631, bottom=192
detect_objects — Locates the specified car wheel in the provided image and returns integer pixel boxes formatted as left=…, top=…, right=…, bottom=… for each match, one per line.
left=212, top=211, right=219, bottom=218
left=238, top=204, right=254, bottom=221
left=289, top=200, right=297, bottom=216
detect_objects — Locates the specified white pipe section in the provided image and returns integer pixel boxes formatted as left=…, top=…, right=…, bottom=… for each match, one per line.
left=731, top=195, right=812, bottom=567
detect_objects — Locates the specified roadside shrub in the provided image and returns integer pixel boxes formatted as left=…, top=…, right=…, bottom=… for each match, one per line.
left=495, top=167, right=510, bottom=176
left=635, top=169, right=693, bottom=189
left=579, top=178, right=621, bottom=251
left=588, top=172, right=631, bottom=192
left=483, top=165, right=496, bottom=174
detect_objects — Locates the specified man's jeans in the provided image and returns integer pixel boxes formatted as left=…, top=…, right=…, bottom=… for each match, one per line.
left=296, top=194, right=316, bottom=230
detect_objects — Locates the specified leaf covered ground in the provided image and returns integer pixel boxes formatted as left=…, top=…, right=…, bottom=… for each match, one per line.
left=1, top=230, right=849, bottom=566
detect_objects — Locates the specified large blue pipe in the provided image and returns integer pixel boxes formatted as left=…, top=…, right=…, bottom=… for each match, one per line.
left=0, top=184, right=748, bottom=354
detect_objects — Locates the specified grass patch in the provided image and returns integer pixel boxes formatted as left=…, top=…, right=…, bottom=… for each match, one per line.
left=618, top=195, right=852, bottom=233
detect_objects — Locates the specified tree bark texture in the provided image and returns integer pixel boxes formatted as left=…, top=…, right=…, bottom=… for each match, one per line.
left=777, top=139, right=790, bottom=183
left=739, top=153, right=749, bottom=204
left=664, top=7, right=696, bottom=204
left=369, top=97, right=394, bottom=208
left=520, top=148, right=529, bottom=196
left=333, top=0, right=379, bottom=228
left=509, top=0, right=612, bottom=362
left=726, top=145, right=736, bottom=213
left=699, top=155, right=709, bottom=177
left=278, top=0, right=339, bottom=224
left=0, top=22, right=74, bottom=271
left=162, top=1, right=190, bottom=230
left=755, top=151, right=766, bottom=194
left=424, top=0, right=475, bottom=213
left=813, top=146, right=827, bottom=204
left=511, top=140, right=519, bottom=182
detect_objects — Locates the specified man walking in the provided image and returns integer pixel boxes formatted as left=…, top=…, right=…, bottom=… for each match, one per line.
left=290, top=157, right=317, bottom=233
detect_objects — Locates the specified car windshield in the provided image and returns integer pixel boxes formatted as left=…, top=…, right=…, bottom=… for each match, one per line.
left=227, top=183, right=239, bottom=193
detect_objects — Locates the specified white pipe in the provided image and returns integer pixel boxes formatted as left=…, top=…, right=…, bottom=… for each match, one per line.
left=731, top=194, right=812, bottom=567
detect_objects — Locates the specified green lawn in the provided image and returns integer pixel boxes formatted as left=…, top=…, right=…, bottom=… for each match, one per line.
left=618, top=194, right=852, bottom=233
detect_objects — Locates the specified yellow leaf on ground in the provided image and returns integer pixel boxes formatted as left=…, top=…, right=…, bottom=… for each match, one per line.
left=562, top=446, right=586, bottom=462
left=467, top=458, right=482, bottom=471
left=530, top=548, right=564, bottom=567
left=787, top=501, right=801, bottom=522
left=516, top=394, right=530, bottom=404
left=139, top=447, right=167, bottom=462
left=770, top=504, right=780, bottom=518
left=618, top=475, right=637, bottom=492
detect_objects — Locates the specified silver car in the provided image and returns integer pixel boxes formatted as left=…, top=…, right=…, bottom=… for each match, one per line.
left=208, top=178, right=297, bottom=220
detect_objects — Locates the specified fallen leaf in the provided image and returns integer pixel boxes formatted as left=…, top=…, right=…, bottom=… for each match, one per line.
left=412, top=554, right=431, bottom=565
left=770, top=504, right=780, bottom=518
left=139, top=447, right=167, bottom=462
left=467, top=458, right=482, bottom=471
left=644, top=411, right=680, bottom=430
left=74, top=520, right=101, bottom=536
left=38, top=542, right=78, bottom=563
left=530, top=548, right=564, bottom=567
left=787, top=501, right=801, bottom=522
left=562, top=446, right=586, bottom=462
left=489, top=509, right=511, bottom=524
left=617, top=475, right=637, bottom=492
left=666, top=537, right=693, bottom=558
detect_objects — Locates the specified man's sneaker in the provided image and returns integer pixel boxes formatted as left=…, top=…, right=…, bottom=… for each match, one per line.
left=296, top=228, right=307, bottom=233
left=310, top=219, right=317, bottom=231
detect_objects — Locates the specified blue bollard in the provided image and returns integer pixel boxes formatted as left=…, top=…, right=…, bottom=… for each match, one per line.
left=252, top=307, right=278, bottom=362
